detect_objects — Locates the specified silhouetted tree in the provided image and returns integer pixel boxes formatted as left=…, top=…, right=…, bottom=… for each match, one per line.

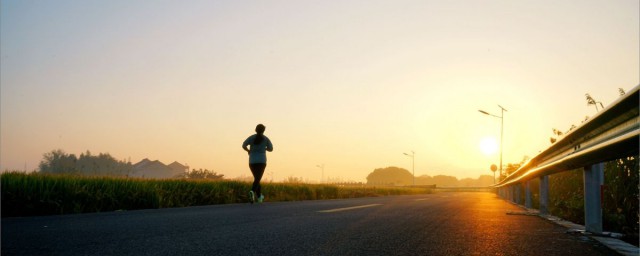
left=366, top=167, right=412, bottom=186
left=39, top=149, right=131, bottom=176
left=503, top=163, right=521, bottom=177
left=499, top=156, right=529, bottom=181
left=39, top=149, right=78, bottom=174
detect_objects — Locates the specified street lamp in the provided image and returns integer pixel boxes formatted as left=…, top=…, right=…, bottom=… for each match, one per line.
left=316, top=164, right=324, bottom=184
left=403, top=151, right=415, bottom=186
left=478, top=105, right=507, bottom=181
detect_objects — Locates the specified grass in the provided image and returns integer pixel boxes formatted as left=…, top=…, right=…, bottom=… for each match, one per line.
left=1, top=172, right=431, bottom=217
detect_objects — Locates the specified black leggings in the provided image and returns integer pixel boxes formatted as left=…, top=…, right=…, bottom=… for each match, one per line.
left=249, top=163, right=266, bottom=196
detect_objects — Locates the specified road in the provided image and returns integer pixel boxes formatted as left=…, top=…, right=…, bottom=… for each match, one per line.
left=2, top=192, right=616, bottom=255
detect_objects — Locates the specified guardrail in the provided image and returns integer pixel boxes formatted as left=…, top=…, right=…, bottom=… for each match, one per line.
left=494, top=84, right=639, bottom=234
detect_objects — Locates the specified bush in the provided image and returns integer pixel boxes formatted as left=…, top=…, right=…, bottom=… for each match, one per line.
left=524, top=156, right=638, bottom=246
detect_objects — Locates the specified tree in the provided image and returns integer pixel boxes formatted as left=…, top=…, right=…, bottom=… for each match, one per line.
left=39, top=149, right=77, bottom=174
left=499, top=156, right=529, bottom=181
left=39, top=149, right=132, bottom=176
left=366, top=167, right=413, bottom=186
left=503, top=163, right=521, bottom=177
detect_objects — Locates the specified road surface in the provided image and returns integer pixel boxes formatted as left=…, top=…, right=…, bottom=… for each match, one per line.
left=2, top=192, right=616, bottom=255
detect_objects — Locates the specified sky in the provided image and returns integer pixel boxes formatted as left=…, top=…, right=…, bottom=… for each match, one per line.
left=1, top=0, right=638, bottom=182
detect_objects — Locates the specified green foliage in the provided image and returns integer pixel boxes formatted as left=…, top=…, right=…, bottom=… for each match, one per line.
left=524, top=156, right=639, bottom=245
left=1, top=172, right=431, bottom=217
left=548, top=169, right=585, bottom=224
left=603, top=157, right=639, bottom=242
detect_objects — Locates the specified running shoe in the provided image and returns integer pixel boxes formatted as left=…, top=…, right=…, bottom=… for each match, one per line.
left=257, top=194, right=264, bottom=203
left=249, top=191, right=255, bottom=204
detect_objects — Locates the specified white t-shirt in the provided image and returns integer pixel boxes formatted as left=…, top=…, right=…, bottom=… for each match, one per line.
left=242, top=134, right=273, bottom=164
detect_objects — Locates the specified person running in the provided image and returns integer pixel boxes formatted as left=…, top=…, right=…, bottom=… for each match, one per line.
left=242, top=124, right=273, bottom=203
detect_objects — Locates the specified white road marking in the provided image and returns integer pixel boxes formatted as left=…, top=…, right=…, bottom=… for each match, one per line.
left=317, top=204, right=383, bottom=213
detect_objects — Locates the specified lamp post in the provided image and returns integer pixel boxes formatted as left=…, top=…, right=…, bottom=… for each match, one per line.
left=478, top=105, right=507, bottom=181
left=403, top=151, right=415, bottom=186
left=316, top=164, right=324, bottom=184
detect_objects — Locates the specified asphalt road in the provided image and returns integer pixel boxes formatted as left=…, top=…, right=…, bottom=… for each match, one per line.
left=2, top=192, right=617, bottom=255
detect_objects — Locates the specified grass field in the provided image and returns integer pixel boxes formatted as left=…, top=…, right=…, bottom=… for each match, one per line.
left=1, top=172, right=431, bottom=217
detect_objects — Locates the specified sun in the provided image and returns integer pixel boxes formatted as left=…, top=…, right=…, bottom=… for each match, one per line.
left=479, top=137, right=498, bottom=156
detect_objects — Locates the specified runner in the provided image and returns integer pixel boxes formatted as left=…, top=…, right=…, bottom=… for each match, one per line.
left=242, top=124, right=273, bottom=203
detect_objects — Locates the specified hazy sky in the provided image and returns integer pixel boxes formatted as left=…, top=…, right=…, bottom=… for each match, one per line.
left=2, top=0, right=638, bottom=182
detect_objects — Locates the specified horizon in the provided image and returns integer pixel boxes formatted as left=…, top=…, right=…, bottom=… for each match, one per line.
left=3, top=152, right=499, bottom=182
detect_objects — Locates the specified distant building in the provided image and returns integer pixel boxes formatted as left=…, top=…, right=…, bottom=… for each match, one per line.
left=168, top=161, right=189, bottom=174
left=131, top=158, right=188, bottom=179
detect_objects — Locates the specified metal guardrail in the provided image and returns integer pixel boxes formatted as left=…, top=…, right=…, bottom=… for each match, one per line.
left=490, top=84, right=638, bottom=235
left=496, top=84, right=639, bottom=187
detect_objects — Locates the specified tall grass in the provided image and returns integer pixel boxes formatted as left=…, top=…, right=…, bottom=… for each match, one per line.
left=1, top=172, right=431, bottom=217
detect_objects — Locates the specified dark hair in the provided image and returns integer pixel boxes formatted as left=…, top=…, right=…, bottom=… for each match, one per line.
left=253, top=124, right=266, bottom=145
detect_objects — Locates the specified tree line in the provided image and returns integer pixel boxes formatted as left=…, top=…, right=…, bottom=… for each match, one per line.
left=39, top=149, right=132, bottom=176
left=366, top=166, right=494, bottom=187
left=38, top=149, right=223, bottom=180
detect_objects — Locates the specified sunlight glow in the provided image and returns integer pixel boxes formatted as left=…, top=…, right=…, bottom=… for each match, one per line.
left=479, top=137, right=498, bottom=156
